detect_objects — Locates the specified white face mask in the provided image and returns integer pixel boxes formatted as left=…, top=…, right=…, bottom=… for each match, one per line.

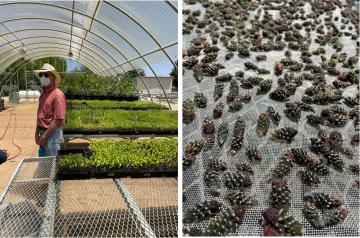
left=40, top=76, right=51, bottom=86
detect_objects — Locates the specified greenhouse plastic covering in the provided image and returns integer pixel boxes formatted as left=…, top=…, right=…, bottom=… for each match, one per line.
left=0, top=0, right=178, bottom=77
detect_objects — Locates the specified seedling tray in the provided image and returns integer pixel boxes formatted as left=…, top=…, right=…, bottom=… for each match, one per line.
left=57, top=170, right=177, bottom=180
left=62, top=129, right=178, bottom=136
left=58, top=148, right=89, bottom=156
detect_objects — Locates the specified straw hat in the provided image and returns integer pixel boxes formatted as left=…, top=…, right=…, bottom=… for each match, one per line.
left=34, top=63, right=61, bottom=85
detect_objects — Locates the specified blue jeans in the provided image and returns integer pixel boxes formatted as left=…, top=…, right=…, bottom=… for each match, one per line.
left=39, top=127, right=63, bottom=156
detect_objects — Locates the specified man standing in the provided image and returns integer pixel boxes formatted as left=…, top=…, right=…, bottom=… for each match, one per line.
left=34, top=63, right=66, bottom=156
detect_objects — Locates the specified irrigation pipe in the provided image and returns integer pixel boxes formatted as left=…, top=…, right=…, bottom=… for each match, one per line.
left=0, top=107, right=22, bottom=160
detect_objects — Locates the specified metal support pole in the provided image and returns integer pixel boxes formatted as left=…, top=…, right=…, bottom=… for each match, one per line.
left=114, top=179, right=156, bottom=238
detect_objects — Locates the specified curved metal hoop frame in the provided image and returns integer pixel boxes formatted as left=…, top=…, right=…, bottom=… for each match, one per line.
left=0, top=0, right=178, bottom=108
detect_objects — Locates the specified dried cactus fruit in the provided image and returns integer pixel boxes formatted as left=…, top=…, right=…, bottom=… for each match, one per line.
left=204, top=134, right=215, bottom=151
left=269, top=179, right=292, bottom=211
left=298, top=170, right=321, bottom=186
left=225, top=52, right=234, bottom=60
left=244, top=61, right=258, bottom=70
left=183, top=226, right=202, bottom=236
left=226, top=79, right=239, bottom=102
left=324, top=207, right=348, bottom=227
left=235, top=162, right=254, bottom=174
left=183, top=155, right=197, bottom=167
left=285, top=103, right=301, bottom=120
left=185, top=139, right=205, bottom=156
left=230, top=135, right=244, bottom=155
left=270, top=87, right=291, bottom=101
left=257, top=68, right=271, bottom=74
left=183, top=57, right=199, bottom=68
left=204, top=169, right=221, bottom=187
left=226, top=190, right=258, bottom=206
left=233, top=117, right=246, bottom=137
left=267, top=106, right=281, bottom=126
left=262, top=208, right=281, bottom=226
left=202, top=63, right=220, bottom=76
left=307, top=114, right=326, bottom=125
left=289, top=148, right=309, bottom=165
left=193, top=64, right=204, bottom=82
left=215, top=73, right=233, bottom=82
left=324, top=151, right=344, bottom=171
left=256, top=55, right=267, bottom=61
left=310, top=138, right=328, bottom=154
left=238, top=47, right=251, bottom=57
left=329, top=131, right=343, bottom=149
left=294, top=101, right=315, bottom=112
left=202, top=206, right=247, bottom=236
left=275, top=215, right=306, bottom=236
left=304, top=192, right=343, bottom=209
left=207, top=157, right=228, bottom=171
left=246, top=146, right=262, bottom=161
left=271, top=154, right=295, bottom=179
left=259, top=79, right=273, bottom=92
left=307, top=159, right=330, bottom=175
left=214, top=82, right=224, bottom=101
left=274, top=62, right=284, bottom=74
left=256, top=113, right=271, bottom=136
left=203, top=117, right=216, bottom=134
left=223, top=172, right=252, bottom=189
left=201, top=52, right=218, bottom=63
left=217, top=121, right=229, bottom=146
left=209, top=186, right=221, bottom=197
left=349, top=164, right=359, bottom=175
left=229, top=96, right=243, bottom=111
left=183, top=99, right=196, bottom=124
left=213, top=102, right=225, bottom=119
left=194, top=93, right=207, bottom=108
left=183, top=200, right=222, bottom=223
left=270, top=127, right=298, bottom=141
left=303, top=202, right=323, bottom=229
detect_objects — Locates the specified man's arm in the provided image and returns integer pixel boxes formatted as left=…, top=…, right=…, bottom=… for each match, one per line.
left=35, top=123, right=40, bottom=145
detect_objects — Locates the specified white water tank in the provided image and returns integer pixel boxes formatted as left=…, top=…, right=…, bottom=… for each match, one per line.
left=19, top=90, right=41, bottom=98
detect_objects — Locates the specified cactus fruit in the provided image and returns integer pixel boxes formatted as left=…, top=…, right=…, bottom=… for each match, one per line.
left=256, top=55, right=267, bottom=61
left=213, top=102, right=225, bottom=119
left=307, top=159, right=330, bottom=175
left=183, top=155, right=197, bottom=167
left=246, top=146, right=262, bottom=161
left=324, top=207, right=348, bottom=227
left=214, top=82, right=224, bottom=101
left=226, top=190, right=258, bottom=206
left=235, top=162, right=254, bottom=174
left=285, top=103, right=301, bottom=120
left=275, top=215, right=306, bottom=236
left=270, top=88, right=291, bottom=101
left=217, top=122, right=229, bottom=146
left=194, top=93, right=207, bottom=108
left=269, top=179, right=292, bottom=210
left=227, top=79, right=239, bottom=102
left=271, top=153, right=295, bottom=179
left=324, top=151, right=344, bottom=171
left=270, top=127, right=298, bottom=141
left=290, top=148, right=309, bottom=165
left=303, top=202, right=323, bottom=229
left=183, top=200, right=222, bottom=222
left=298, top=170, right=321, bottom=186
left=229, top=97, right=244, bottom=111
left=202, top=206, right=247, bottom=236
left=185, top=139, right=205, bottom=156
left=183, top=99, right=196, bottom=123
left=204, top=134, right=215, bottom=151
left=215, top=73, right=233, bottom=82
left=207, top=157, right=228, bottom=171
left=259, top=79, right=273, bottom=92
left=244, top=61, right=258, bottom=70
left=304, top=192, right=343, bottom=210
left=204, top=169, right=221, bottom=187
left=257, top=113, right=271, bottom=136
left=203, top=117, right=216, bottom=134
left=193, top=64, right=204, bottom=82
left=307, top=114, right=326, bottom=125
left=183, top=227, right=202, bottom=236
left=267, top=106, right=281, bottom=126
left=349, top=164, right=359, bottom=175
left=223, top=172, right=252, bottom=189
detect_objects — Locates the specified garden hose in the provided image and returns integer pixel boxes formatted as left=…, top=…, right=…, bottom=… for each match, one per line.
left=0, top=107, right=22, bottom=160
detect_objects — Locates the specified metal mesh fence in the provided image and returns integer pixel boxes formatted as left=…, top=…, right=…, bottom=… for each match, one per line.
left=0, top=157, right=178, bottom=237
left=122, top=178, right=178, bottom=238
left=182, top=1, right=359, bottom=236
left=54, top=179, right=145, bottom=238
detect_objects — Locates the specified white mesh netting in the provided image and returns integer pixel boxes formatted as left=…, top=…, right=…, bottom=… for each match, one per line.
left=182, top=0, right=359, bottom=236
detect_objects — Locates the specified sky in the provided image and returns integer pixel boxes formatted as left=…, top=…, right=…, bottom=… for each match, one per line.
left=66, top=58, right=174, bottom=76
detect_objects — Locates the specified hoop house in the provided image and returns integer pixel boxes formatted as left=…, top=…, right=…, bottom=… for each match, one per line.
left=0, top=0, right=178, bottom=108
